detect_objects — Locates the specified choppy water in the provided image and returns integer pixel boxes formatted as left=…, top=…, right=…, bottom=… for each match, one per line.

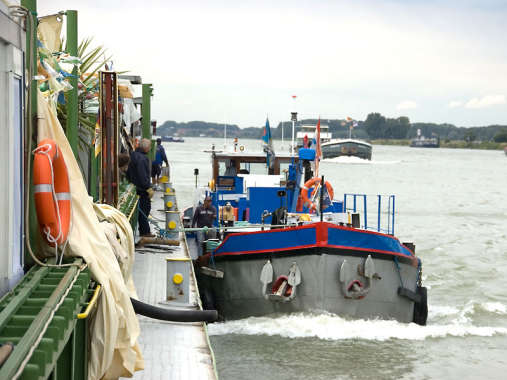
left=165, top=138, right=507, bottom=380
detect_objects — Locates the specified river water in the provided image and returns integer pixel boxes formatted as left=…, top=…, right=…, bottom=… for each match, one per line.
left=165, top=138, right=507, bottom=380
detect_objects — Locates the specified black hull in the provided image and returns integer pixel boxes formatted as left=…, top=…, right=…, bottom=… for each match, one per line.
left=321, top=141, right=372, bottom=160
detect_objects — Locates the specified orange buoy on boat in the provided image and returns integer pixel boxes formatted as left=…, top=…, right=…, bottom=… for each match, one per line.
left=300, top=177, right=334, bottom=212
left=33, top=139, right=71, bottom=247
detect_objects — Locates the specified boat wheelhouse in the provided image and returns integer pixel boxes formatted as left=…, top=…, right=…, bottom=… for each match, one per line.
left=296, top=122, right=332, bottom=148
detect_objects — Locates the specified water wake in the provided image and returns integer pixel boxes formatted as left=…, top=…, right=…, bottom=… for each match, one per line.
left=208, top=310, right=507, bottom=341
left=322, top=156, right=400, bottom=165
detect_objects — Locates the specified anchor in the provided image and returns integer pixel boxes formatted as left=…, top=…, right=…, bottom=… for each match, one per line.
left=339, top=255, right=378, bottom=299
left=260, top=260, right=301, bottom=302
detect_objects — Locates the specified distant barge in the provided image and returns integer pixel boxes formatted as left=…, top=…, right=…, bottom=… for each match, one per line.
left=410, top=129, right=439, bottom=148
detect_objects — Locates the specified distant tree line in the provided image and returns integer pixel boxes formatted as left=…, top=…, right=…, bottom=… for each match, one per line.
left=157, top=115, right=507, bottom=142
left=408, top=122, right=507, bottom=143
left=363, top=113, right=411, bottom=139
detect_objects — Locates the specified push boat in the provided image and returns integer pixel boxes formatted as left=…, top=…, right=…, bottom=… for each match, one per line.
left=321, top=138, right=372, bottom=160
left=410, top=129, right=439, bottom=148
left=297, top=122, right=372, bottom=160
left=187, top=143, right=427, bottom=325
left=160, top=135, right=185, bottom=143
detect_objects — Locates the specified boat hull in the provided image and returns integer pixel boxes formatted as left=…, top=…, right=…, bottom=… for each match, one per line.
left=321, top=140, right=372, bottom=160
left=197, top=247, right=418, bottom=322
left=410, top=138, right=439, bottom=148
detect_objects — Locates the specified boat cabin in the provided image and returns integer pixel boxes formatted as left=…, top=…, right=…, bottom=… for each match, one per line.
left=212, top=152, right=298, bottom=183
left=208, top=152, right=300, bottom=224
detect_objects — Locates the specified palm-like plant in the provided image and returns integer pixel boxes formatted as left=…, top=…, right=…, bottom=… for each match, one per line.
left=57, top=37, right=112, bottom=154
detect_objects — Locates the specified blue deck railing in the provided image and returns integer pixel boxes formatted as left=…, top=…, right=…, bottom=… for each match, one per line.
left=343, top=193, right=396, bottom=235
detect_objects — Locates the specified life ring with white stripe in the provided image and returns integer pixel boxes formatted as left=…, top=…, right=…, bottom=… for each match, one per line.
left=33, top=139, right=71, bottom=247
left=300, top=177, right=334, bottom=212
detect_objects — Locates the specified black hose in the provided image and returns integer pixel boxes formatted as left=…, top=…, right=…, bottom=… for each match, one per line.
left=131, top=297, right=218, bottom=322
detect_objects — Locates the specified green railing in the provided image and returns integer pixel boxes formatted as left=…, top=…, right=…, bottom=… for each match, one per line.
left=118, top=182, right=139, bottom=232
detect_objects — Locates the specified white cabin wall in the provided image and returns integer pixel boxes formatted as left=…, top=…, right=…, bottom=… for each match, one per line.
left=0, top=5, right=25, bottom=296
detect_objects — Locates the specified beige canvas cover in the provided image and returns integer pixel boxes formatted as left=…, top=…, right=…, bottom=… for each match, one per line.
left=37, top=15, right=63, bottom=53
left=37, top=91, right=144, bottom=379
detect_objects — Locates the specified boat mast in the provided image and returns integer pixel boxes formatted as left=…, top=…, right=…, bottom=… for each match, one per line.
left=291, top=95, right=297, bottom=156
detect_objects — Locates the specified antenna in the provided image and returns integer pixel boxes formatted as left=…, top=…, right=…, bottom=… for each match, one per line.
left=291, top=95, right=297, bottom=156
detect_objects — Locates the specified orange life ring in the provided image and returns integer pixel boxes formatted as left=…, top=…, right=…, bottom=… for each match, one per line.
left=300, top=177, right=334, bottom=212
left=33, top=139, right=71, bottom=246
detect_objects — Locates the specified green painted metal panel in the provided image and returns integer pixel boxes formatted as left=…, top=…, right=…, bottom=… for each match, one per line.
left=141, top=83, right=152, bottom=139
left=0, top=260, right=95, bottom=380
left=65, top=10, right=79, bottom=159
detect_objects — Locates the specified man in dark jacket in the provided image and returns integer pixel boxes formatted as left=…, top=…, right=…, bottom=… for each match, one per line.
left=192, top=196, right=217, bottom=256
left=127, top=138, right=155, bottom=237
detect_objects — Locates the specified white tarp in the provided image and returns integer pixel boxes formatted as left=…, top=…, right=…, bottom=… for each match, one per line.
left=37, top=91, right=143, bottom=379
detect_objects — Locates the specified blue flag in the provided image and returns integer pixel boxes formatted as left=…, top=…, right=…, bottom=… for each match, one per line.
left=321, top=182, right=332, bottom=210
left=262, top=118, right=275, bottom=169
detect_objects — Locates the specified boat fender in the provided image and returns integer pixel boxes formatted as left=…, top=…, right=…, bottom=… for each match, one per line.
left=33, top=139, right=71, bottom=247
left=130, top=297, right=218, bottom=322
left=201, top=287, right=217, bottom=311
left=412, top=286, right=428, bottom=326
left=397, top=287, right=421, bottom=303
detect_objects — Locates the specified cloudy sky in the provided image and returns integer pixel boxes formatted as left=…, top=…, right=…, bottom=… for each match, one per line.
left=38, top=0, right=507, bottom=127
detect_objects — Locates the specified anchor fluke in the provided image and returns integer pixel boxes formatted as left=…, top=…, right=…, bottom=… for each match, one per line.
left=339, top=255, right=378, bottom=299
left=260, top=260, right=274, bottom=300
left=261, top=261, right=301, bottom=302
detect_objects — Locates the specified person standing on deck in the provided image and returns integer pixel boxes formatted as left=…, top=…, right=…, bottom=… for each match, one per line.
left=152, top=138, right=169, bottom=189
left=127, top=138, right=155, bottom=237
left=192, top=196, right=217, bottom=256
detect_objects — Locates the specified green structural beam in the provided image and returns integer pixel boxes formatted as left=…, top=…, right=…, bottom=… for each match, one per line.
left=22, top=0, right=37, bottom=118
left=66, top=10, right=79, bottom=159
left=21, top=0, right=38, bottom=267
left=141, top=83, right=153, bottom=139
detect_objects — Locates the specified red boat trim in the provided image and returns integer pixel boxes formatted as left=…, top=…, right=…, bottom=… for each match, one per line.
left=211, top=242, right=418, bottom=264
left=212, top=221, right=416, bottom=260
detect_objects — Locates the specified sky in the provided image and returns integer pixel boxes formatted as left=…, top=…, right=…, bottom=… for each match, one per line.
left=37, top=0, right=507, bottom=128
